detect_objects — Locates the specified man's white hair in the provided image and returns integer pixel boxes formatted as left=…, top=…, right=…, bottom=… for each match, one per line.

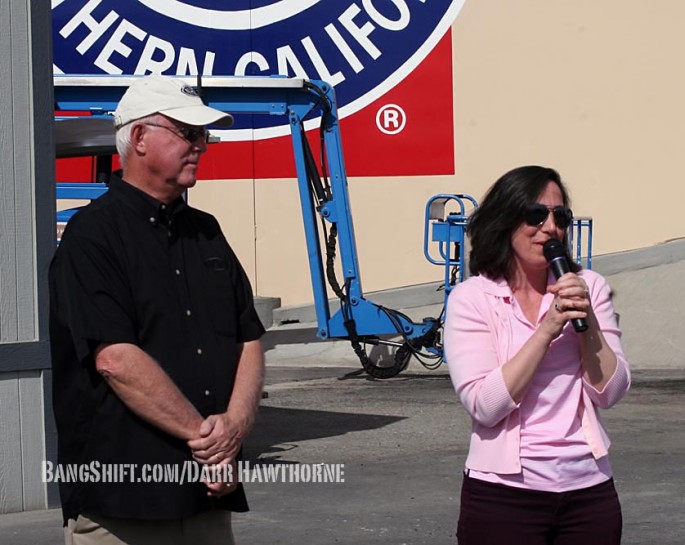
left=115, top=114, right=158, bottom=167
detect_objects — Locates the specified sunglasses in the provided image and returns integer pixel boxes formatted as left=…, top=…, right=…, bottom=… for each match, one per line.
left=142, top=122, right=209, bottom=143
left=524, top=204, right=573, bottom=229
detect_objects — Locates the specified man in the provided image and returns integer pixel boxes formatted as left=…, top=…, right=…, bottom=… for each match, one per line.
left=49, top=75, right=265, bottom=545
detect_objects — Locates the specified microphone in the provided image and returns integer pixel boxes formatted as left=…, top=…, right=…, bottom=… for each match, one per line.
left=543, top=239, right=588, bottom=332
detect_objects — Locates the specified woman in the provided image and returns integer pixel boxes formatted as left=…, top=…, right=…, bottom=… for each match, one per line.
left=444, top=166, right=630, bottom=544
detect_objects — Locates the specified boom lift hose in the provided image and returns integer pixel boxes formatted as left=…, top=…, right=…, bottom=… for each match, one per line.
left=298, top=87, right=443, bottom=377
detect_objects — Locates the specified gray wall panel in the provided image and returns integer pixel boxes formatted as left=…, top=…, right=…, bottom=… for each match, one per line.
left=0, top=0, right=54, bottom=346
left=19, top=371, right=47, bottom=510
left=42, top=369, right=60, bottom=508
left=0, top=374, right=23, bottom=512
left=0, top=0, right=55, bottom=514
left=11, top=0, right=36, bottom=342
left=0, top=0, right=19, bottom=343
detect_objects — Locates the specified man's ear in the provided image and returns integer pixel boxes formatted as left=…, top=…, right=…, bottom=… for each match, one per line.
left=130, top=123, right=147, bottom=154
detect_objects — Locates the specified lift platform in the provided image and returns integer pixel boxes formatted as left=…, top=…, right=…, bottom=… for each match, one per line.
left=54, top=75, right=593, bottom=377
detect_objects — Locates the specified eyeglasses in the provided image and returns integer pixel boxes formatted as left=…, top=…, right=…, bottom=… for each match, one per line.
left=142, top=122, right=209, bottom=143
left=524, top=204, right=573, bottom=229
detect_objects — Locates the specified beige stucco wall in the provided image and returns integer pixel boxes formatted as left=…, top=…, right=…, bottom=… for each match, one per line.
left=189, top=0, right=685, bottom=307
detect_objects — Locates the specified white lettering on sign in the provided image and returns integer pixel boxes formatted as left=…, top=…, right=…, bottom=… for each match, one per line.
left=324, top=23, right=364, bottom=74
left=54, top=0, right=466, bottom=139
left=234, top=52, right=270, bottom=76
left=376, top=104, right=406, bottom=134
left=339, top=4, right=381, bottom=60
left=363, top=0, right=411, bottom=31
left=58, top=3, right=217, bottom=76
left=59, top=0, right=119, bottom=54
left=94, top=19, right=146, bottom=74
left=56, top=1, right=424, bottom=79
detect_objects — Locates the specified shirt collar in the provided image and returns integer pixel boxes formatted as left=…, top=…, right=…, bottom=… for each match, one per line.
left=475, top=270, right=558, bottom=297
left=475, top=275, right=512, bottom=297
left=108, top=174, right=187, bottom=224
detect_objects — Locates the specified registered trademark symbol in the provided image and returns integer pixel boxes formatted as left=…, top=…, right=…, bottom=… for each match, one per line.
left=376, top=104, right=406, bottom=135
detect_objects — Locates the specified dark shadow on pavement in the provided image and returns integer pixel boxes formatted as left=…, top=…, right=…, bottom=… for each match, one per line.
left=244, top=406, right=405, bottom=462
left=261, top=327, right=323, bottom=351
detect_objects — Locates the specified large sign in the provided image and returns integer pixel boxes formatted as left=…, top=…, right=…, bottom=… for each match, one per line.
left=52, top=0, right=464, bottom=178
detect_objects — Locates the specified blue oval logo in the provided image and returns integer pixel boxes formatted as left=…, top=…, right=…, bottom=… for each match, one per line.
left=52, top=0, right=464, bottom=138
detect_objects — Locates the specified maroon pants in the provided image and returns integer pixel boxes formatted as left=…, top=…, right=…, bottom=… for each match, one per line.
left=457, top=473, right=623, bottom=545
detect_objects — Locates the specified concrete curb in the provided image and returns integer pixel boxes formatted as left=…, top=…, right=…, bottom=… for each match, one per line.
left=271, top=282, right=444, bottom=326
left=591, top=238, right=685, bottom=276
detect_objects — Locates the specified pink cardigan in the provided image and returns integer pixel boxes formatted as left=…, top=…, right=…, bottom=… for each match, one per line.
left=444, top=270, right=631, bottom=474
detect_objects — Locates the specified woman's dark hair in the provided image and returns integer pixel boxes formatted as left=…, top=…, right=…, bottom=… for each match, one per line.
left=467, top=165, right=580, bottom=280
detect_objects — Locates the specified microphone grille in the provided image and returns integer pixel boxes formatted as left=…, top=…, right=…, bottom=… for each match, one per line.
left=543, top=239, right=566, bottom=262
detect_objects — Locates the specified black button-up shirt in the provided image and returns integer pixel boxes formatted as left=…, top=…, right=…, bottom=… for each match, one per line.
left=49, top=175, right=264, bottom=523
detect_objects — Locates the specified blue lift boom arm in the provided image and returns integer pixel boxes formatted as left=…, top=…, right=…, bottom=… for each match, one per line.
left=54, top=75, right=440, bottom=378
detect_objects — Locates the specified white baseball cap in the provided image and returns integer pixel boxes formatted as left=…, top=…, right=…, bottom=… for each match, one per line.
left=113, top=75, right=233, bottom=129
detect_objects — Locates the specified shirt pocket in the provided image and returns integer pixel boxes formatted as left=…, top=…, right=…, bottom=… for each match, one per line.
left=203, top=262, right=237, bottom=336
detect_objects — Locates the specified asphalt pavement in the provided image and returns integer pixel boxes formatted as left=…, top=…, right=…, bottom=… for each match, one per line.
left=2, top=263, right=685, bottom=544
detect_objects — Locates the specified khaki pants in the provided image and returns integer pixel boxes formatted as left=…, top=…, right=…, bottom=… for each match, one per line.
left=65, top=510, right=235, bottom=545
